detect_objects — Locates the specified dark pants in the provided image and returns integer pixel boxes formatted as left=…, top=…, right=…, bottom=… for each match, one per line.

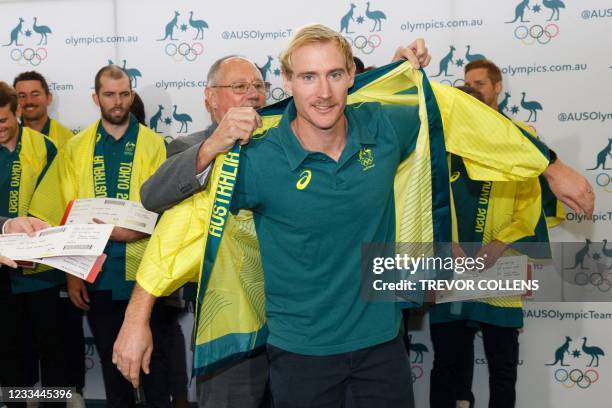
left=61, top=295, right=86, bottom=392
left=0, top=281, right=67, bottom=408
left=197, top=351, right=269, bottom=408
left=159, top=305, right=188, bottom=402
left=430, top=321, right=519, bottom=408
left=86, top=290, right=171, bottom=408
left=268, top=336, right=414, bottom=408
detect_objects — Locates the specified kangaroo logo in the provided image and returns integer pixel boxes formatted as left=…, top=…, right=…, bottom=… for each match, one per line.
left=547, top=334, right=604, bottom=389
left=148, top=104, right=192, bottom=138
left=258, top=55, right=287, bottom=102
left=296, top=170, right=312, bottom=190
left=5, top=17, right=52, bottom=66
left=430, top=44, right=486, bottom=86
left=149, top=105, right=164, bottom=133
left=158, top=11, right=180, bottom=41
left=568, top=239, right=612, bottom=290
left=546, top=336, right=572, bottom=366
left=339, top=2, right=385, bottom=55
left=506, top=0, right=563, bottom=45
left=587, top=138, right=612, bottom=170
left=4, top=17, right=25, bottom=47
left=158, top=10, right=206, bottom=62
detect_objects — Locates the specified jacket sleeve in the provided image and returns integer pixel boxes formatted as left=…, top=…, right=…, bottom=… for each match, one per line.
left=431, top=83, right=550, bottom=181
left=140, top=138, right=212, bottom=214
left=494, top=178, right=542, bottom=244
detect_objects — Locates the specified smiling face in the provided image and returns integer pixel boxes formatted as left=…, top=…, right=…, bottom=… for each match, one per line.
left=14, top=79, right=52, bottom=124
left=0, top=103, right=20, bottom=148
left=93, top=74, right=133, bottom=126
left=205, top=58, right=266, bottom=124
left=283, top=41, right=355, bottom=133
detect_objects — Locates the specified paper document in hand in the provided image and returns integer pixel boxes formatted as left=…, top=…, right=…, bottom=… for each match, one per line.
left=0, top=224, right=113, bottom=260
left=37, top=254, right=107, bottom=283
left=435, top=255, right=529, bottom=303
left=61, top=198, right=158, bottom=234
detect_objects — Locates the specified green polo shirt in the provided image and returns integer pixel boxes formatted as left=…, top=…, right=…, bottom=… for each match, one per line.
left=1, top=127, right=62, bottom=293
left=231, top=101, right=420, bottom=355
left=89, top=114, right=139, bottom=299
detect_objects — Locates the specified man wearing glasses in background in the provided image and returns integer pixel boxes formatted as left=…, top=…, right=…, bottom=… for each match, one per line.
left=138, top=55, right=271, bottom=408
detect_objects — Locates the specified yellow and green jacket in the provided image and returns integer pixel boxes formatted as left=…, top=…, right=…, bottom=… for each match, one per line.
left=0, top=126, right=63, bottom=293
left=29, top=120, right=166, bottom=298
left=46, top=118, right=74, bottom=149
left=136, top=61, right=550, bottom=376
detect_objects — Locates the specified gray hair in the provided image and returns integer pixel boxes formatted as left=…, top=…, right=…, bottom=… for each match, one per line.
left=206, top=55, right=255, bottom=86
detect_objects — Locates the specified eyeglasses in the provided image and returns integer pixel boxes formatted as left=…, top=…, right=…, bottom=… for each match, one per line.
left=209, top=81, right=271, bottom=95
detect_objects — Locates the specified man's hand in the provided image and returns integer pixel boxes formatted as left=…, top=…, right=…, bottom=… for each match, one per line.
left=113, top=316, right=153, bottom=388
left=392, top=38, right=431, bottom=69
left=476, top=240, right=508, bottom=270
left=0, top=255, right=17, bottom=268
left=3, top=216, right=50, bottom=236
left=93, top=219, right=147, bottom=243
left=196, top=107, right=262, bottom=172
left=67, top=274, right=90, bottom=310
left=543, top=159, right=595, bottom=218
left=113, top=284, right=157, bottom=388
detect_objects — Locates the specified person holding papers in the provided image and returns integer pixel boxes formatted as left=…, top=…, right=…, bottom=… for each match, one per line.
left=428, top=75, right=559, bottom=408
left=0, top=216, right=50, bottom=267
left=29, top=65, right=171, bottom=407
left=0, top=82, right=68, bottom=394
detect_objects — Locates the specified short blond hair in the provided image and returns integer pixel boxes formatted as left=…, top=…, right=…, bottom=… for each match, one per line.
left=280, top=24, right=354, bottom=77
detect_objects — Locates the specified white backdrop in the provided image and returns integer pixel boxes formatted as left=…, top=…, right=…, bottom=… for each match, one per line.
left=1, top=0, right=611, bottom=406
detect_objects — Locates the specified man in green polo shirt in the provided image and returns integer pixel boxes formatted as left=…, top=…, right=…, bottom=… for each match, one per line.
left=13, top=69, right=86, bottom=403
left=0, top=81, right=68, bottom=396
left=13, top=71, right=73, bottom=149
left=29, top=65, right=171, bottom=407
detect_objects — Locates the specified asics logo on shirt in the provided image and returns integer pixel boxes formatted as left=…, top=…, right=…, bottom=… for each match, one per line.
left=296, top=169, right=312, bottom=190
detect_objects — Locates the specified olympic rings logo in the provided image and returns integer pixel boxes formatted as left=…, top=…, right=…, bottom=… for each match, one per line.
left=9, top=47, right=48, bottom=66
left=513, top=23, right=560, bottom=45
left=574, top=271, right=612, bottom=292
left=411, top=365, right=424, bottom=383
left=595, top=172, right=612, bottom=193
left=554, top=368, right=599, bottom=389
left=164, top=42, right=204, bottom=62
left=344, top=34, right=382, bottom=55
left=439, top=78, right=465, bottom=87
left=267, top=87, right=289, bottom=102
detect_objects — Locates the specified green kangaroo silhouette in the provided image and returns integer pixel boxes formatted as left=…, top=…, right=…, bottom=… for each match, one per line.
left=4, top=18, right=24, bottom=46
left=339, top=3, right=356, bottom=34
left=567, top=239, right=591, bottom=270
left=432, top=46, right=455, bottom=77
left=506, top=0, right=531, bottom=23
left=149, top=105, right=164, bottom=133
left=587, top=138, right=612, bottom=170
left=546, top=336, right=571, bottom=366
left=158, top=11, right=180, bottom=41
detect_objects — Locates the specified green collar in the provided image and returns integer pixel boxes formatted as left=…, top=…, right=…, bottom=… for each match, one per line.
left=97, top=114, right=138, bottom=142
left=278, top=100, right=378, bottom=171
